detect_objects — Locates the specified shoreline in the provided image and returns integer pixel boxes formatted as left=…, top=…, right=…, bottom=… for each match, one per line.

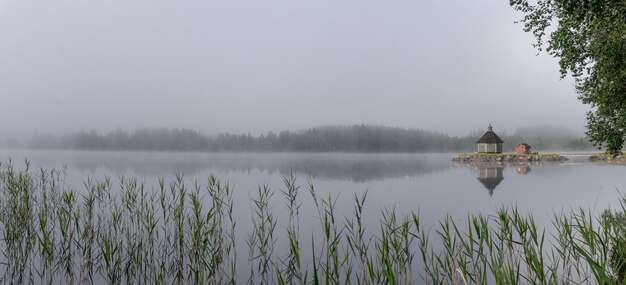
left=589, top=153, right=626, bottom=163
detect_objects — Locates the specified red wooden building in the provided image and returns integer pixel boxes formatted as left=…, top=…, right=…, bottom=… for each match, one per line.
left=515, top=143, right=531, bottom=154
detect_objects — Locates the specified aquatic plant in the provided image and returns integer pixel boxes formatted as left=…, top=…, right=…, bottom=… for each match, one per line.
left=0, top=160, right=623, bottom=284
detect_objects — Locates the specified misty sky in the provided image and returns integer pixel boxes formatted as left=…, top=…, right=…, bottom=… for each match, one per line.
left=0, top=0, right=589, bottom=139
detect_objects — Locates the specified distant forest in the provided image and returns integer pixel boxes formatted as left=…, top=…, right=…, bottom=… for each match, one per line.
left=7, top=125, right=592, bottom=152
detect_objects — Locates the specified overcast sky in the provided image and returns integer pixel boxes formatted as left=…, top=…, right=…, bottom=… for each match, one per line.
left=0, top=0, right=589, bottom=139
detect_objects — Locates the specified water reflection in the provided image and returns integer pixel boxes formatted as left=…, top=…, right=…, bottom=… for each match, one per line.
left=516, top=165, right=531, bottom=174
left=0, top=150, right=453, bottom=183
left=455, top=161, right=569, bottom=196
left=476, top=167, right=504, bottom=196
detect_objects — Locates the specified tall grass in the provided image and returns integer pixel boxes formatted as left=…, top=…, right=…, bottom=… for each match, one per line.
left=0, top=160, right=624, bottom=284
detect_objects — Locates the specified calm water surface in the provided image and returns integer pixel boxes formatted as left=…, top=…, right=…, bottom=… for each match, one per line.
left=0, top=149, right=622, bottom=229
left=1, top=149, right=624, bottom=282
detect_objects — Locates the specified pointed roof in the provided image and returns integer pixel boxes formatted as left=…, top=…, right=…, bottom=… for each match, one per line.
left=476, top=124, right=504, bottom=144
left=477, top=177, right=504, bottom=196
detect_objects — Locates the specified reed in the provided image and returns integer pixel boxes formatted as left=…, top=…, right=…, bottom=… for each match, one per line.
left=248, top=184, right=276, bottom=285
left=0, top=161, right=623, bottom=284
left=279, top=173, right=305, bottom=285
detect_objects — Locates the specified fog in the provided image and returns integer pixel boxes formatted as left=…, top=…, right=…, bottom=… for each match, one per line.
left=0, top=0, right=588, bottom=140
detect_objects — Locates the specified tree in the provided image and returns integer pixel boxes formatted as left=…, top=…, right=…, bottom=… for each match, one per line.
left=509, top=0, right=626, bottom=155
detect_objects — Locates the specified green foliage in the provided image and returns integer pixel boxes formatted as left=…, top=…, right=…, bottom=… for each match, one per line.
left=602, top=208, right=626, bottom=284
left=509, top=0, right=626, bottom=155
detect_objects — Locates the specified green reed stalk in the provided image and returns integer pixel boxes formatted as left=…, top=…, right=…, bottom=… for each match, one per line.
left=279, top=173, right=306, bottom=285
left=0, top=161, right=625, bottom=284
left=249, top=185, right=277, bottom=285
left=345, top=192, right=370, bottom=284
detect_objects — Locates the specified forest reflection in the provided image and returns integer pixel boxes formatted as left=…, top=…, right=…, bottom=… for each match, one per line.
left=2, top=151, right=453, bottom=183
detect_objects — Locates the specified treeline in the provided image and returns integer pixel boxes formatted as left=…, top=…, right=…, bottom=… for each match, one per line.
left=16, top=125, right=592, bottom=152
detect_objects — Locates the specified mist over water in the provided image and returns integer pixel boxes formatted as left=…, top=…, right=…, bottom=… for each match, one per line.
left=0, top=149, right=621, bottom=283
left=0, top=0, right=621, bottom=282
left=0, top=149, right=620, bottom=223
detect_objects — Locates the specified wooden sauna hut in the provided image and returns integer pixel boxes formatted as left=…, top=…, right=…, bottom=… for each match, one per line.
left=476, top=124, right=503, bottom=153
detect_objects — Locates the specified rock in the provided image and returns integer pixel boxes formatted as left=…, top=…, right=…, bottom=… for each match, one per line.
left=452, top=153, right=568, bottom=163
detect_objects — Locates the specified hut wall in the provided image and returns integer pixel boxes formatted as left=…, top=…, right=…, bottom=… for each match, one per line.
left=477, top=143, right=503, bottom=153
left=477, top=143, right=487, bottom=153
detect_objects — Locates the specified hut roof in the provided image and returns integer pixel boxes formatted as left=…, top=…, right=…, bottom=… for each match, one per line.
left=477, top=177, right=503, bottom=191
left=476, top=130, right=503, bottom=144
left=477, top=177, right=504, bottom=196
left=517, top=143, right=531, bottom=148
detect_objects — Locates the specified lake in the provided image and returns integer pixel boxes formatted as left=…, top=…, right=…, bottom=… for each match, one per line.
left=0, top=149, right=623, bottom=283
left=1, top=149, right=621, bottom=221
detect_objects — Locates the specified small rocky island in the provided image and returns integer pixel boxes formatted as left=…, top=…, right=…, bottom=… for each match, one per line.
left=453, top=124, right=568, bottom=163
left=452, top=153, right=568, bottom=163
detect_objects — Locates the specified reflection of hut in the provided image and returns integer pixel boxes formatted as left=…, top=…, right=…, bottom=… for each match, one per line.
left=516, top=165, right=531, bottom=174
left=476, top=124, right=503, bottom=153
left=477, top=167, right=504, bottom=196
left=516, top=143, right=531, bottom=154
